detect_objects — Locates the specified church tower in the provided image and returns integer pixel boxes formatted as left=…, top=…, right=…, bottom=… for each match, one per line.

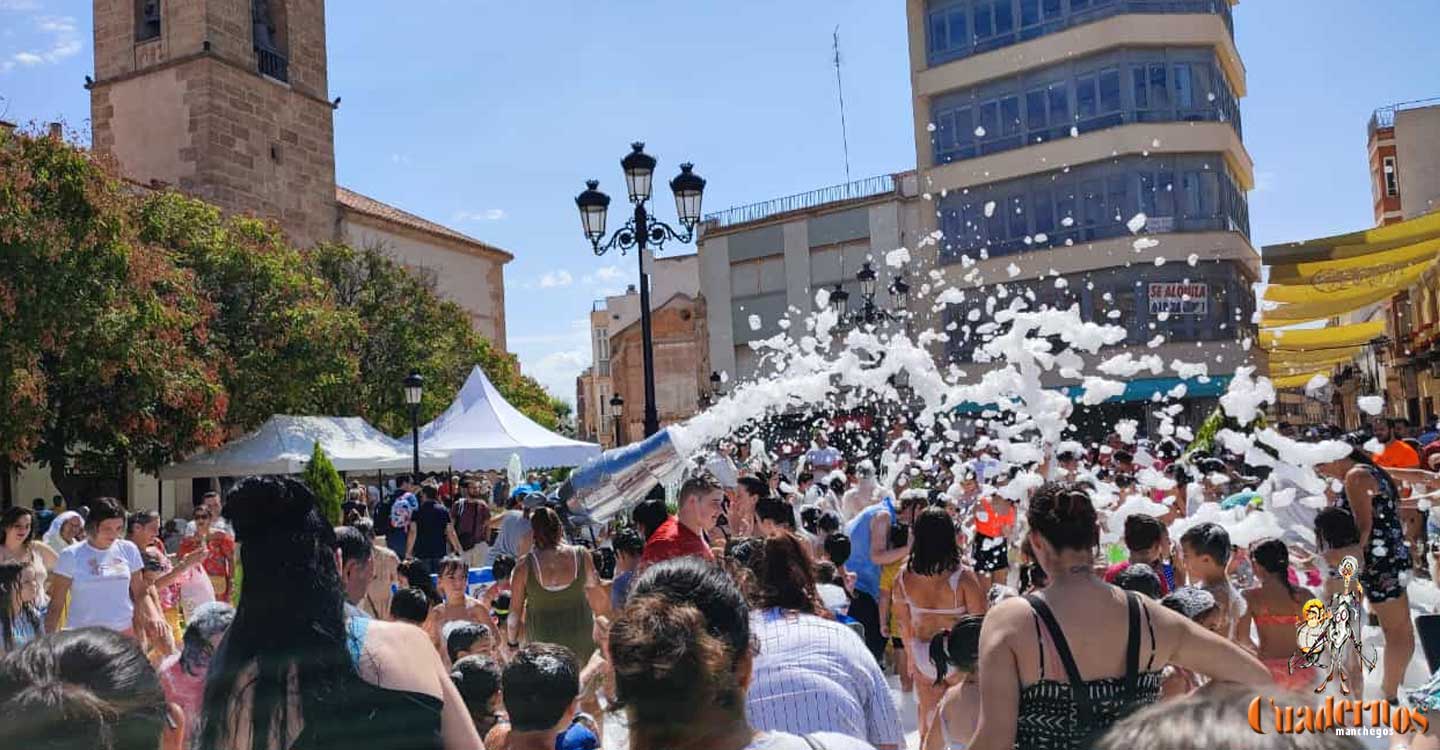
left=90, top=0, right=338, bottom=246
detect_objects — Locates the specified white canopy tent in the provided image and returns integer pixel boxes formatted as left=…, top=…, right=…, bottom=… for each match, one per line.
left=420, top=366, right=600, bottom=471
left=159, top=415, right=450, bottom=479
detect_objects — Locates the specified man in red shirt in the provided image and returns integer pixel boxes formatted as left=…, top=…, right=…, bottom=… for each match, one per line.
left=639, top=474, right=724, bottom=568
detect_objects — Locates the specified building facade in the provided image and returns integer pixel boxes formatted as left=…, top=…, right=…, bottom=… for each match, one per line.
left=87, top=0, right=511, bottom=348
left=1369, top=98, right=1440, bottom=226
left=697, top=173, right=923, bottom=383
left=577, top=255, right=709, bottom=447
left=906, top=0, right=1258, bottom=432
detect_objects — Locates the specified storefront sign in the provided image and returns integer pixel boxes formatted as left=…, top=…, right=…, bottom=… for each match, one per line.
left=1148, top=282, right=1208, bottom=315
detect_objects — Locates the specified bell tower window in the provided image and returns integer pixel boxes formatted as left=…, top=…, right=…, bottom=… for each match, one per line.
left=252, top=0, right=289, bottom=83
left=136, top=0, right=161, bottom=42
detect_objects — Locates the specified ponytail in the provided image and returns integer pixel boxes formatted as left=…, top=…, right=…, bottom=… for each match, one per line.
left=929, top=614, right=985, bottom=686
left=929, top=631, right=952, bottom=685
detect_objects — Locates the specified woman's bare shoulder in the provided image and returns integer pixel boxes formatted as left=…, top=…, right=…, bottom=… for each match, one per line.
left=358, top=620, right=446, bottom=696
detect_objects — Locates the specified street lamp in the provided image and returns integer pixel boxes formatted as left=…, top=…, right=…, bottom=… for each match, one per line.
left=577, top=143, right=707, bottom=438
left=403, top=371, right=424, bottom=476
left=857, top=262, right=879, bottom=323
left=609, top=393, right=625, bottom=447
left=889, top=273, right=910, bottom=311
left=828, top=283, right=850, bottom=317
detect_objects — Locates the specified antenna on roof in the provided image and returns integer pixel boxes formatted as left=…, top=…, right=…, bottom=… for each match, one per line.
left=833, top=26, right=851, bottom=184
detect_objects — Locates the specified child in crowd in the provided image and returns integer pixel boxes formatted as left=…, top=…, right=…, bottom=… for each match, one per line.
left=1112, top=562, right=1164, bottom=599
left=1180, top=522, right=1243, bottom=638
left=445, top=621, right=496, bottom=664
left=930, top=614, right=984, bottom=750
left=391, top=586, right=433, bottom=629
left=815, top=561, right=851, bottom=617
left=0, top=559, right=43, bottom=654
left=451, top=655, right=506, bottom=741
left=1159, top=586, right=1224, bottom=698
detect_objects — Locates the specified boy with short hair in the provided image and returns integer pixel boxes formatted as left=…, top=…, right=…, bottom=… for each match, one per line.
left=445, top=620, right=495, bottom=664
left=499, top=643, right=591, bottom=750
left=1105, top=514, right=1171, bottom=594
left=1180, top=521, right=1239, bottom=638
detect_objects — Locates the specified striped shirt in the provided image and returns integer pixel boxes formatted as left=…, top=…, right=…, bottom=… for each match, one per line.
left=746, top=608, right=903, bottom=747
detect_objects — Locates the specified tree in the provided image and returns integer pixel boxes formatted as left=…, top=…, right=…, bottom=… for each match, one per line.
left=303, top=443, right=345, bottom=526
left=307, top=243, right=568, bottom=433
left=0, top=130, right=228, bottom=498
left=136, top=193, right=364, bottom=431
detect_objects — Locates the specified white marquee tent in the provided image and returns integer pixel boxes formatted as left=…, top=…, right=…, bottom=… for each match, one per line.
left=419, top=366, right=600, bottom=471
left=159, top=415, right=450, bottom=479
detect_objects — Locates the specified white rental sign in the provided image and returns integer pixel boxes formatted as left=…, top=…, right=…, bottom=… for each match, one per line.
left=1148, top=282, right=1208, bottom=315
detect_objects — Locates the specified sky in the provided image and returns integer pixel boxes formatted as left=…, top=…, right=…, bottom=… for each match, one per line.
left=2, top=0, right=1439, bottom=406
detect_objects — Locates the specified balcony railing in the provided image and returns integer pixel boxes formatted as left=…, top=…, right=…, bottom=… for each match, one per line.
left=1369, top=96, right=1440, bottom=139
left=256, top=44, right=289, bottom=83
left=703, top=174, right=898, bottom=230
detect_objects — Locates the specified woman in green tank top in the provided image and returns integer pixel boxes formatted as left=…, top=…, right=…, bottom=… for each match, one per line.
left=508, top=507, right=605, bottom=664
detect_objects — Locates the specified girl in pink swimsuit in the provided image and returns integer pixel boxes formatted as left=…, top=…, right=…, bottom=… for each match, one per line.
left=1237, top=538, right=1318, bottom=691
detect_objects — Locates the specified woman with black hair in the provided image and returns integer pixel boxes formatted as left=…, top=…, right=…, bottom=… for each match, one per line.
left=894, top=508, right=986, bottom=750
left=508, top=506, right=604, bottom=665
left=609, top=556, right=873, bottom=750
left=0, top=559, right=44, bottom=653
left=45, top=498, right=167, bottom=641
left=1317, top=447, right=1421, bottom=703
left=195, top=476, right=480, bottom=750
left=0, top=506, right=57, bottom=616
left=930, top=614, right=984, bottom=750
left=1236, top=538, right=1316, bottom=691
left=970, top=482, right=1267, bottom=750
left=0, top=628, right=185, bottom=750
left=741, top=531, right=904, bottom=747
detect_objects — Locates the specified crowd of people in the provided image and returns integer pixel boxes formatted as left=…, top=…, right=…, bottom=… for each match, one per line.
left=9, top=412, right=1440, bottom=749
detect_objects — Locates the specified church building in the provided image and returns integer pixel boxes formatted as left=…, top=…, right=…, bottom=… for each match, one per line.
left=88, top=0, right=511, bottom=347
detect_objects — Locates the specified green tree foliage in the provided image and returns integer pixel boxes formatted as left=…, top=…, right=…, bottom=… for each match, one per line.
left=0, top=129, right=567, bottom=494
left=307, top=243, right=570, bottom=432
left=0, top=130, right=228, bottom=497
left=303, top=443, right=345, bottom=526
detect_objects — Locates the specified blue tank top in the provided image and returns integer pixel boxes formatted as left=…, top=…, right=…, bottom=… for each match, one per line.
left=845, top=499, right=893, bottom=598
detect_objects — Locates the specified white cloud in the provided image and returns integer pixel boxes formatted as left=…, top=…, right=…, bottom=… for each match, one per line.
left=390, top=153, right=411, bottom=165
left=36, top=15, right=75, bottom=33
left=594, top=265, right=624, bottom=282
left=521, top=348, right=589, bottom=406
left=0, top=1, right=40, bottom=10
left=11, top=51, right=40, bottom=65
left=1254, top=171, right=1278, bottom=193
left=453, top=208, right=506, bottom=222
left=538, top=269, right=574, bottom=288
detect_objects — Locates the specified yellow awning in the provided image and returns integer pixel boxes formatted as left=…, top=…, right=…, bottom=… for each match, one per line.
left=1259, top=321, right=1385, bottom=351
left=1268, top=347, right=1364, bottom=368
left=1260, top=261, right=1431, bottom=324
left=1265, top=237, right=1440, bottom=291
left=1263, top=210, right=1440, bottom=267
left=1271, top=371, right=1330, bottom=390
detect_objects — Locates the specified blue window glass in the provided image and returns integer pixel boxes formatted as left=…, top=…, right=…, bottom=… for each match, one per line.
left=948, top=9, right=968, bottom=48
left=1149, top=64, right=1169, bottom=110
left=987, top=199, right=1007, bottom=245
left=1001, top=95, right=1022, bottom=136
left=953, top=106, right=973, bottom=153
left=1157, top=171, right=1175, bottom=216
left=1139, top=172, right=1157, bottom=216
left=1082, top=179, right=1104, bottom=234
left=929, top=12, right=948, bottom=54
left=1132, top=68, right=1148, bottom=109
left=1044, top=0, right=1061, bottom=16
left=1026, top=89, right=1047, bottom=133
left=1021, top=0, right=1040, bottom=27
left=1009, top=195, right=1027, bottom=239
left=1107, top=174, right=1128, bottom=224
left=1198, top=171, right=1219, bottom=216
left=975, top=3, right=994, bottom=39
left=994, top=0, right=1015, bottom=35
left=1099, top=69, right=1121, bottom=113
left=1048, top=82, right=1069, bottom=127
left=979, top=100, right=999, bottom=138
left=1181, top=172, right=1201, bottom=217
left=1174, top=64, right=1195, bottom=110
left=1033, top=190, right=1055, bottom=234
left=1076, top=76, right=1097, bottom=120
left=1072, top=0, right=1089, bottom=9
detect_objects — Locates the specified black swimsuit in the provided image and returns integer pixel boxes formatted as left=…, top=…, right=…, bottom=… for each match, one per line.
left=1340, top=464, right=1411, bottom=604
left=1015, top=592, right=1163, bottom=750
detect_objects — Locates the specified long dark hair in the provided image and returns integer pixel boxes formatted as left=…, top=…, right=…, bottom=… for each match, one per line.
left=929, top=613, right=984, bottom=685
left=0, top=560, right=41, bottom=652
left=909, top=507, right=962, bottom=577
left=0, top=506, right=35, bottom=548
left=0, top=628, right=170, bottom=750
left=197, top=476, right=368, bottom=750
left=743, top=531, right=826, bottom=616
left=1250, top=538, right=1298, bottom=598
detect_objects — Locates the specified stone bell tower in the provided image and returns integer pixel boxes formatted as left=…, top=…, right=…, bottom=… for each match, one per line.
left=90, top=0, right=338, bottom=246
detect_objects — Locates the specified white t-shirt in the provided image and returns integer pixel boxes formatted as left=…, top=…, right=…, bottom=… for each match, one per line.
left=54, top=540, right=143, bottom=631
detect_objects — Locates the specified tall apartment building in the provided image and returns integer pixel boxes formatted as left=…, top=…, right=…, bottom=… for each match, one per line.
left=697, top=173, right=923, bottom=383
left=1369, top=98, right=1440, bottom=226
left=906, top=0, right=1258, bottom=431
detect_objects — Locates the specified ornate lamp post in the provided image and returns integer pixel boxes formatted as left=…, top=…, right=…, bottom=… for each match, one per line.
left=577, top=143, right=706, bottom=438
left=402, top=371, right=424, bottom=476
left=609, top=393, right=625, bottom=447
